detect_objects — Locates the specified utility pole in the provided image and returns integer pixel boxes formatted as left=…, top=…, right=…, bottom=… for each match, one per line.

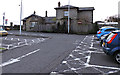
left=68, top=0, right=70, bottom=34
left=20, top=0, right=22, bottom=35
left=3, top=12, right=5, bottom=26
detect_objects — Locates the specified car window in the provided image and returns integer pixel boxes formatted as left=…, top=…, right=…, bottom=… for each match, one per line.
left=105, top=29, right=116, bottom=32
left=105, top=33, right=111, bottom=39
left=0, top=27, right=4, bottom=31
left=106, top=32, right=116, bottom=41
left=99, top=29, right=102, bottom=32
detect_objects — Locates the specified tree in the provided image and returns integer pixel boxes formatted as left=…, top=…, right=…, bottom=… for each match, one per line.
left=105, top=15, right=118, bottom=22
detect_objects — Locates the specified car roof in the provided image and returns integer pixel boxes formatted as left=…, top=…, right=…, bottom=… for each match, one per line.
left=100, top=26, right=115, bottom=29
left=112, top=30, right=120, bottom=33
left=102, top=27, right=118, bottom=30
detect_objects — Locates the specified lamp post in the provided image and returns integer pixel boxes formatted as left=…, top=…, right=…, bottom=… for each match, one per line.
left=20, top=0, right=22, bottom=35
left=68, top=0, right=70, bottom=34
left=3, top=12, right=5, bottom=26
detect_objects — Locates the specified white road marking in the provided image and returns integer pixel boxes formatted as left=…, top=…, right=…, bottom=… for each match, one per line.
left=11, top=38, right=13, bottom=40
left=18, top=38, right=20, bottom=41
left=51, top=35, right=120, bottom=74
left=4, top=37, right=7, bottom=40
left=0, top=49, right=40, bottom=67
left=62, top=61, right=67, bottom=64
left=86, top=51, right=92, bottom=64
left=32, top=40, right=34, bottom=42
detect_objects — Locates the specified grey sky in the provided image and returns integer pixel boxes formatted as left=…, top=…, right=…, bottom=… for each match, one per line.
left=0, top=0, right=119, bottom=25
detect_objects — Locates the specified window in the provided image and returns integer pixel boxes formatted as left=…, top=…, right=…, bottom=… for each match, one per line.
left=105, top=29, right=116, bottom=32
left=30, top=22, right=37, bottom=27
left=64, top=11, right=69, bottom=16
left=0, top=27, right=4, bottom=31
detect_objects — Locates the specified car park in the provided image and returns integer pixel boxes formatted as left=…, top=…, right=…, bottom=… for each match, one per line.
left=96, top=26, right=118, bottom=39
left=102, top=30, right=120, bottom=64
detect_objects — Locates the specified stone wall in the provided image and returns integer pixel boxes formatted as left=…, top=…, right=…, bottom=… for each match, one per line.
left=31, top=24, right=56, bottom=32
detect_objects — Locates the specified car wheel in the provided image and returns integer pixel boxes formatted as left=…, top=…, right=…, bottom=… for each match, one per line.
left=114, top=52, right=120, bottom=64
left=100, top=40, right=103, bottom=47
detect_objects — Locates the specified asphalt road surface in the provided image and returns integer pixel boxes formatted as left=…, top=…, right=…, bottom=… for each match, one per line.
left=51, top=35, right=120, bottom=75
left=1, top=31, right=86, bottom=74
left=0, top=30, right=120, bottom=75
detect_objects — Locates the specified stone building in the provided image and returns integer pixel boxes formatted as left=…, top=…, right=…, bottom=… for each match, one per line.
left=54, top=4, right=95, bottom=33
left=23, top=3, right=95, bottom=34
left=22, top=11, right=56, bottom=31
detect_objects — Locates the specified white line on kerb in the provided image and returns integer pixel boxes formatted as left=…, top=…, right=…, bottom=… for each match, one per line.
left=0, top=49, right=40, bottom=67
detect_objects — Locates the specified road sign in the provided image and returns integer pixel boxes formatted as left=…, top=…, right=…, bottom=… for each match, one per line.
left=5, top=19, right=8, bottom=24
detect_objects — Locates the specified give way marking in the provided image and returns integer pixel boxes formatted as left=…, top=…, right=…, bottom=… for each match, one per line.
left=0, top=49, right=40, bottom=67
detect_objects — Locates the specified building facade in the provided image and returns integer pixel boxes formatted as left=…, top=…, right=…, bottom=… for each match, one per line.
left=55, top=5, right=95, bottom=33
left=22, top=12, right=56, bottom=31
left=23, top=4, right=95, bottom=34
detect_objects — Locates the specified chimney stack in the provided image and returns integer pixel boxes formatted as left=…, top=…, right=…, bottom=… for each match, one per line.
left=45, top=11, right=47, bottom=17
left=34, top=11, right=36, bottom=15
left=58, top=2, right=61, bottom=7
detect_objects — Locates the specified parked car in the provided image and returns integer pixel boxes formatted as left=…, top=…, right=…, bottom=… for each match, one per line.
left=5, top=27, right=10, bottom=31
left=100, top=33, right=110, bottom=46
left=0, top=26, right=8, bottom=36
left=102, top=30, right=120, bottom=64
left=96, top=27, right=118, bottom=39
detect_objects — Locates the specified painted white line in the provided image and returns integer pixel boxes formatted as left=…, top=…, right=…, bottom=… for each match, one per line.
left=11, top=38, right=13, bottom=40
left=90, top=64, right=120, bottom=70
left=4, top=37, right=7, bottom=40
left=0, top=49, right=40, bottom=67
left=86, top=52, right=92, bottom=64
left=37, top=38, right=41, bottom=41
left=18, top=38, right=20, bottom=41
left=41, top=38, right=45, bottom=42
left=62, top=61, right=67, bottom=64
left=76, top=46, right=81, bottom=49
left=18, top=42, right=25, bottom=45
left=32, top=40, right=34, bottom=42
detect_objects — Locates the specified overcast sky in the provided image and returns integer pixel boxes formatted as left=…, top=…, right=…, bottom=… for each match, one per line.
left=0, top=0, right=120, bottom=25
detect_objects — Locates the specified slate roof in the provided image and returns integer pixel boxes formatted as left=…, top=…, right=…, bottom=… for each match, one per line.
left=43, top=17, right=56, bottom=24
left=22, top=14, right=42, bottom=21
left=55, top=5, right=95, bottom=11
left=79, top=7, right=95, bottom=11
left=54, top=5, right=79, bottom=9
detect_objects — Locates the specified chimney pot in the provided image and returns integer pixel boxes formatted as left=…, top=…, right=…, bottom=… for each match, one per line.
left=58, top=2, right=61, bottom=7
left=34, top=11, right=36, bottom=14
left=45, top=11, right=47, bottom=17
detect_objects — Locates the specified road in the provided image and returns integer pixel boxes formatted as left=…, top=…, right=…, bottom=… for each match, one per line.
left=51, top=35, right=120, bottom=75
left=1, top=30, right=86, bottom=74
left=0, top=30, right=120, bottom=75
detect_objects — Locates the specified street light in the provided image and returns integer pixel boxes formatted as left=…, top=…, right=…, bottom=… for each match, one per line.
left=68, top=0, right=70, bottom=34
left=20, top=0, right=22, bottom=35
left=3, top=12, right=5, bottom=26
